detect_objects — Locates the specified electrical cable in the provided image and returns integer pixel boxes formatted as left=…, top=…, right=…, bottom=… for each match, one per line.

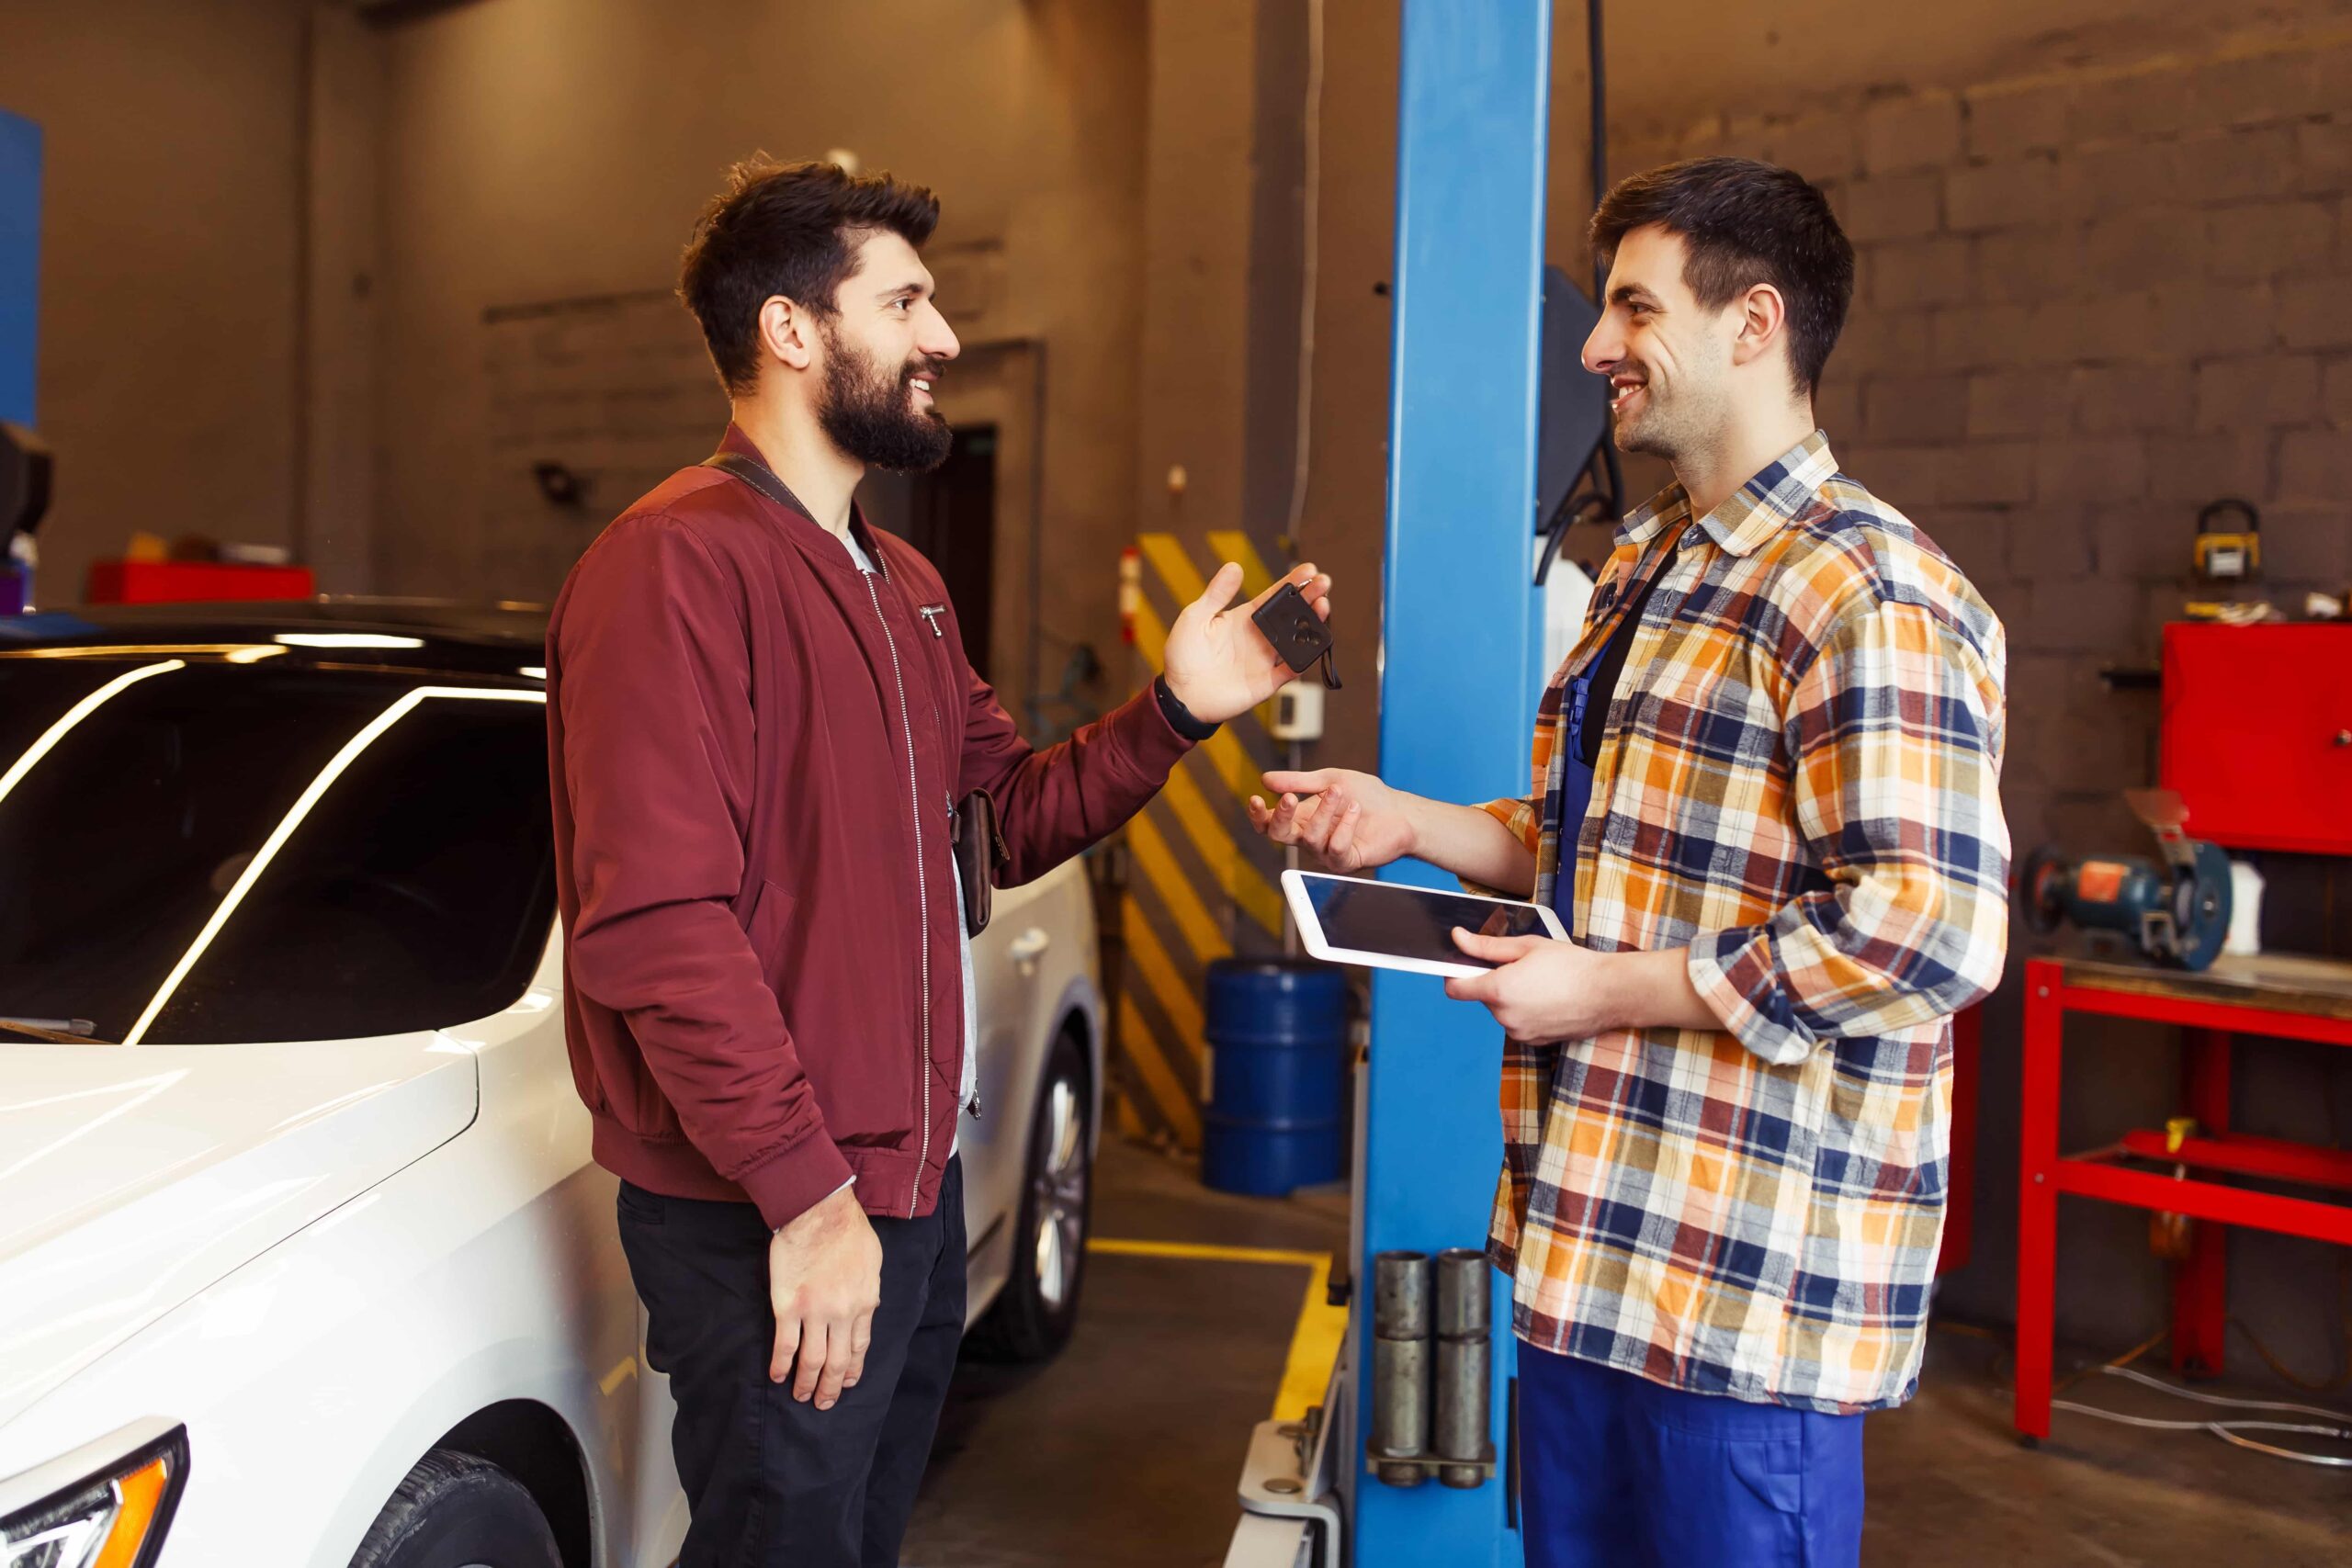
left=1585, top=0, right=1625, bottom=526
left=2105, top=1362, right=2352, bottom=1423
left=1283, top=0, right=1324, bottom=553
left=2052, top=1363, right=2352, bottom=1470
left=1277, top=0, right=1324, bottom=959
left=2052, top=1325, right=2165, bottom=1396
left=2232, top=1308, right=2350, bottom=1395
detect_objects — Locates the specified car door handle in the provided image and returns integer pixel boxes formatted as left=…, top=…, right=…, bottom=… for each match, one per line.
left=1007, top=928, right=1051, bottom=964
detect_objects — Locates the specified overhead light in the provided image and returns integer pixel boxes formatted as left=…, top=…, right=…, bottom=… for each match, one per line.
left=518, top=665, right=546, bottom=680
left=273, top=633, right=425, bottom=649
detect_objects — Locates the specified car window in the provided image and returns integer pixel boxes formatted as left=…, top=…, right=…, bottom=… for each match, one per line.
left=0, top=656, right=554, bottom=1043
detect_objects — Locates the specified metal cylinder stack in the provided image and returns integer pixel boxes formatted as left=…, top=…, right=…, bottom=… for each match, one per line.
left=1370, top=1251, right=1430, bottom=1486
left=1370, top=1247, right=1494, bottom=1488
left=1432, top=1248, right=1494, bottom=1488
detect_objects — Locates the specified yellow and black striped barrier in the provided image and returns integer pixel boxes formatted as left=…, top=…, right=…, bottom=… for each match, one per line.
left=1110, top=530, right=1295, bottom=1149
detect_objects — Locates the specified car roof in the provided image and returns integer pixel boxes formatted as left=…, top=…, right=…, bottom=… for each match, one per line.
left=0, top=598, right=550, bottom=682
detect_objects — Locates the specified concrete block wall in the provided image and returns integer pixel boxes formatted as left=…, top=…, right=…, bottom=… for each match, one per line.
left=1609, top=30, right=2352, bottom=1378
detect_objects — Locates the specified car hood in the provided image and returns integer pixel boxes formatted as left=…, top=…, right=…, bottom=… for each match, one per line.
left=0, top=1032, right=477, bottom=1433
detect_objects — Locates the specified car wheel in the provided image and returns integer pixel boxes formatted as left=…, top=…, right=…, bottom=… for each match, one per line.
left=348, top=1449, right=560, bottom=1568
left=967, top=1024, right=1092, bottom=1362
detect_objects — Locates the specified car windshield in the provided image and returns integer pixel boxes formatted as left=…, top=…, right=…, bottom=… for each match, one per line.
left=0, top=651, right=555, bottom=1044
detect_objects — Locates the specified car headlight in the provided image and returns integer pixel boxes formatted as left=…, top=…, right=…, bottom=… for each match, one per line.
left=0, top=1423, right=187, bottom=1568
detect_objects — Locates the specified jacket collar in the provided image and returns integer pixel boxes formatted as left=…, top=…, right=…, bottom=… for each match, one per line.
left=714, top=423, right=890, bottom=579
left=1617, top=429, right=1837, bottom=558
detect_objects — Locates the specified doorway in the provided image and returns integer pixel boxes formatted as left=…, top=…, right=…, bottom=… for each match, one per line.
left=860, top=425, right=999, bottom=682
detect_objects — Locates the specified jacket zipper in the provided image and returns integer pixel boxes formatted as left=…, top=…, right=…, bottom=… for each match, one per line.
left=863, top=568, right=934, bottom=1217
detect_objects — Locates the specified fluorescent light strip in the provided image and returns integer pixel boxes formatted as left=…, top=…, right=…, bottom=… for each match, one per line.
left=122, top=685, right=547, bottom=1046
left=274, top=633, right=425, bottom=649
left=2, top=643, right=283, bottom=661
left=0, top=660, right=187, bottom=812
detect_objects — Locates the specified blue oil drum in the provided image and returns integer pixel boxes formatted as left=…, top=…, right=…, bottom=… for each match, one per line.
left=1201, top=959, right=1348, bottom=1197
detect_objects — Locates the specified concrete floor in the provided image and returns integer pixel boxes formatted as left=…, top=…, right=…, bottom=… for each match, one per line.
left=905, top=1137, right=2351, bottom=1568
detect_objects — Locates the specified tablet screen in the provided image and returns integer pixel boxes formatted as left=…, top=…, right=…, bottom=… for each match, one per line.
left=1293, top=874, right=1553, bottom=969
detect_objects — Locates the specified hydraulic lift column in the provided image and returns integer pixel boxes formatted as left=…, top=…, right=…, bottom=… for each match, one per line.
left=1357, top=3, right=1552, bottom=1563
left=1, top=109, right=43, bottom=612
left=0, top=109, right=36, bottom=428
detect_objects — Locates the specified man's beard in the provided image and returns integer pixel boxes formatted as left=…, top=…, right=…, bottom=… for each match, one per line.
left=816, top=324, right=953, bottom=473
left=1611, top=376, right=1715, bottom=463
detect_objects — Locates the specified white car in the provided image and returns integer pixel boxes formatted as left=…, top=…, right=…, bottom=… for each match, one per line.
left=0, top=602, right=1104, bottom=1568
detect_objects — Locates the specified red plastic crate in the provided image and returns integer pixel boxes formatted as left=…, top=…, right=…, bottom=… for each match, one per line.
left=85, top=560, right=315, bottom=605
left=2159, top=622, right=2352, bottom=856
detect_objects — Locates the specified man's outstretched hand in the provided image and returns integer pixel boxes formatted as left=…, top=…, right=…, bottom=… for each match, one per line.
left=1161, top=561, right=1334, bottom=725
left=1247, top=768, right=1417, bottom=874
left=768, top=1183, right=883, bottom=1413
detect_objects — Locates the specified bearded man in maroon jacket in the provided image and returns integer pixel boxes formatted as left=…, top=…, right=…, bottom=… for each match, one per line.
left=545, top=157, right=1332, bottom=1567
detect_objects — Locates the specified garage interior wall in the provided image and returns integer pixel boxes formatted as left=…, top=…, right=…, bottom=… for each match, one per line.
left=1600, top=6, right=2352, bottom=1384
left=358, top=0, right=1148, bottom=698
left=7, top=0, right=2352, bottom=1387
left=0, top=0, right=312, bottom=612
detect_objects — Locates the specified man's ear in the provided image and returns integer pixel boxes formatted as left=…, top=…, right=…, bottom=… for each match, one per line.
left=757, top=296, right=816, bottom=375
left=1729, top=282, right=1787, bottom=370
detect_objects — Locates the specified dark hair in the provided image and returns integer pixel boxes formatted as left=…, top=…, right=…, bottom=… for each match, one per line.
left=1590, top=157, right=1854, bottom=397
left=678, top=156, right=941, bottom=395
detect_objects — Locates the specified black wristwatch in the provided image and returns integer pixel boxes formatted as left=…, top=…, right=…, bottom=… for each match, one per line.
left=1153, top=675, right=1220, bottom=741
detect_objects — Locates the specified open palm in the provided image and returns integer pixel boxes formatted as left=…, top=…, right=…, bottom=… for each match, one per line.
left=1161, top=562, right=1335, bottom=725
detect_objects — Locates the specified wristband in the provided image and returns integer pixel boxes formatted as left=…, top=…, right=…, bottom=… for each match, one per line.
left=1153, top=675, right=1220, bottom=741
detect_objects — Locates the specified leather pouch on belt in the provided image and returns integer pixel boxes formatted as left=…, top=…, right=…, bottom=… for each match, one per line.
left=950, top=789, right=1009, bottom=939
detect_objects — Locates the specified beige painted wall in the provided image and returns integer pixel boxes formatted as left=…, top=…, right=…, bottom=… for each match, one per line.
left=368, top=0, right=1148, bottom=705
left=0, top=0, right=311, bottom=607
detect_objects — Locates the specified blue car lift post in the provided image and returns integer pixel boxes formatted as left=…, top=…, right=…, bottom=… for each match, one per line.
left=1227, top=4, right=1554, bottom=1564
left=1, top=107, right=42, bottom=614
left=1361, top=1, right=1552, bottom=1562
left=0, top=109, right=37, bottom=430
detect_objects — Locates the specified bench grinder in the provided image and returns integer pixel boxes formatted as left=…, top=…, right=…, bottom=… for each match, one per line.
left=2022, top=789, right=2233, bottom=971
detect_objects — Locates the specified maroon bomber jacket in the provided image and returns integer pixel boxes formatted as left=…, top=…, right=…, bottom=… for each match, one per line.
left=548, top=424, right=1194, bottom=1229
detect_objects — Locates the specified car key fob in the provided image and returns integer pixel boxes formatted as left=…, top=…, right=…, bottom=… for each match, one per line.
left=1250, top=580, right=1341, bottom=689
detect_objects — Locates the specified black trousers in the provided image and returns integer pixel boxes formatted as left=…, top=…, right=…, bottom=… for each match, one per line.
left=616, top=1158, right=966, bottom=1568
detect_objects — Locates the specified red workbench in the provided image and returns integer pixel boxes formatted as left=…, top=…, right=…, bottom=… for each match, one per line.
left=2014, top=952, right=2352, bottom=1442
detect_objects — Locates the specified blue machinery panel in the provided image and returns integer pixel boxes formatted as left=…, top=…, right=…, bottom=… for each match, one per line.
left=0, top=109, right=38, bottom=428
left=1358, top=3, right=1552, bottom=1564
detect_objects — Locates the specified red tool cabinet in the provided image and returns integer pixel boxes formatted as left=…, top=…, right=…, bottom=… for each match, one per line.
left=85, top=560, right=315, bottom=604
left=2159, top=623, right=2352, bottom=856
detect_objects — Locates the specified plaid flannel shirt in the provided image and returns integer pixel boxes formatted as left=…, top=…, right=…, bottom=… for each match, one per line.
left=1484, top=432, right=2009, bottom=1413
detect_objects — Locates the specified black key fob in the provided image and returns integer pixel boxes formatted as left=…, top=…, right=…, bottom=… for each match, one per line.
left=1251, top=580, right=1341, bottom=689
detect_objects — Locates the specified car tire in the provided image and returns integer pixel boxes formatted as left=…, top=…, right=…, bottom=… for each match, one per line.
left=967, top=1024, right=1092, bottom=1362
left=348, top=1449, right=560, bottom=1568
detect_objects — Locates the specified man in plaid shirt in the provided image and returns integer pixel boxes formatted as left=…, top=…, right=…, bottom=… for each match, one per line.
left=1250, top=158, right=2008, bottom=1564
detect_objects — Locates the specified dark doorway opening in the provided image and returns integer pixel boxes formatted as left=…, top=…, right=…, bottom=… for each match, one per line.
left=860, top=424, right=998, bottom=682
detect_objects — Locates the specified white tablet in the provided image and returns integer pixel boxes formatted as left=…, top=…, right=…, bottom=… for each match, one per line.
left=1281, top=870, right=1566, bottom=980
